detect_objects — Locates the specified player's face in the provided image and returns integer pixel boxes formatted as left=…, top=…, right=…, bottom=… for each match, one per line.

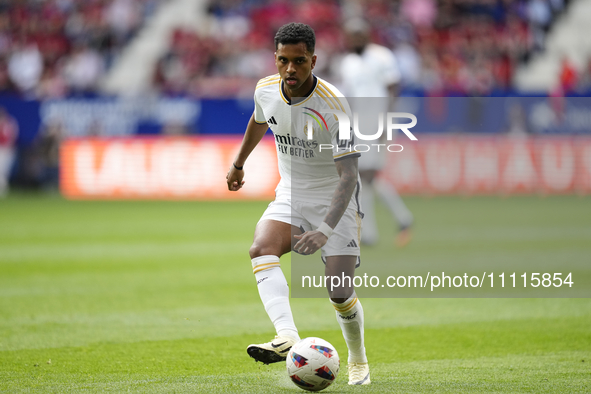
left=275, top=43, right=316, bottom=93
left=346, top=31, right=369, bottom=54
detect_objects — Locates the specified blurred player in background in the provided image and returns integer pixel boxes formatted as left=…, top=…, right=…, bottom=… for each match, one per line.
left=0, top=107, right=18, bottom=196
left=226, top=22, right=370, bottom=385
left=339, top=19, right=414, bottom=247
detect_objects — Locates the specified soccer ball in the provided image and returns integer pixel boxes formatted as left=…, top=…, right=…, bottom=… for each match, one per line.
left=286, top=337, right=340, bottom=392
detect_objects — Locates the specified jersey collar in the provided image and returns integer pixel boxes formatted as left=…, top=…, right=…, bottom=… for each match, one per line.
left=280, top=75, right=318, bottom=106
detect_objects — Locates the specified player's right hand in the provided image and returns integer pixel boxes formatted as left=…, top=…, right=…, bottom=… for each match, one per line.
left=226, top=165, right=245, bottom=191
left=293, top=231, right=328, bottom=255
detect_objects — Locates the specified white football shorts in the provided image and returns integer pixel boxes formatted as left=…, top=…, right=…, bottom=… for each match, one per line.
left=259, top=195, right=362, bottom=264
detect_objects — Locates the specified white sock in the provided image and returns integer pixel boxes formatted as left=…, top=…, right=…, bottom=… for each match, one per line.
left=252, top=255, right=300, bottom=340
left=331, top=292, right=367, bottom=363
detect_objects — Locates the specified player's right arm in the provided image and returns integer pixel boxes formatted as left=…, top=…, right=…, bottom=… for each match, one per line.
left=226, top=114, right=269, bottom=191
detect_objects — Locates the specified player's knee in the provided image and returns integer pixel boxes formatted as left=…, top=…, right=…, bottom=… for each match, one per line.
left=249, top=244, right=261, bottom=259
left=249, top=243, right=274, bottom=259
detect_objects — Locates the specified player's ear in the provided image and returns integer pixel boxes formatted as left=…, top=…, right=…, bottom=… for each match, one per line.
left=311, top=54, right=317, bottom=70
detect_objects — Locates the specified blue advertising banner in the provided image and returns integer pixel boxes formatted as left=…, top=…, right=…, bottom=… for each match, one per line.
left=1, top=96, right=590, bottom=150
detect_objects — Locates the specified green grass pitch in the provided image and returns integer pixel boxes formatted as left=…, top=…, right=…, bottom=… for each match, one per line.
left=1, top=194, right=590, bottom=393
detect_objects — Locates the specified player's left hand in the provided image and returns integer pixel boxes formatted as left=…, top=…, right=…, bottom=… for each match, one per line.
left=293, top=231, right=328, bottom=255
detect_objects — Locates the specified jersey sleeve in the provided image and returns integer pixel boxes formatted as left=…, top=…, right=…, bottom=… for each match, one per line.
left=381, top=49, right=401, bottom=86
left=253, top=91, right=267, bottom=124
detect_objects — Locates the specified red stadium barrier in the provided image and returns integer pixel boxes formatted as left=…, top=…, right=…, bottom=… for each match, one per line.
left=60, top=135, right=591, bottom=199
left=380, top=135, right=591, bottom=195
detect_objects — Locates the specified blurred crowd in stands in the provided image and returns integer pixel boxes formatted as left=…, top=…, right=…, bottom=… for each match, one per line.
left=155, top=0, right=582, bottom=97
left=0, top=0, right=158, bottom=98
left=0, top=0, right=589, bottom=99
left=1, top=0, right=590, bottom=193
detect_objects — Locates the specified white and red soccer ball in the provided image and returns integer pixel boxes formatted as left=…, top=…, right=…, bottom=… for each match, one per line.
left=286, top=337, right=340, bottom=392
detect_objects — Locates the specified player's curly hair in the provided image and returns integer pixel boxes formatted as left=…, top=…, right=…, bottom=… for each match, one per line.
left=274, top=23, right=315, bottom=54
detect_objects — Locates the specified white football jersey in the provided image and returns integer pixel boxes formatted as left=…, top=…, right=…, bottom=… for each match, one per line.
left=339, top=43, right=400, bottom=98
left=339, top=43, right=401, bottom=171
left=253, top=73, right=362, bottom=211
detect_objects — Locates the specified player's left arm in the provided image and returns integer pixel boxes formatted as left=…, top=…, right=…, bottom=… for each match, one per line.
left=385, top=48, right=401, bottom=112
left=387, top=82, right=400, bottom=111
left=293, top=156, right=358, bottom=255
